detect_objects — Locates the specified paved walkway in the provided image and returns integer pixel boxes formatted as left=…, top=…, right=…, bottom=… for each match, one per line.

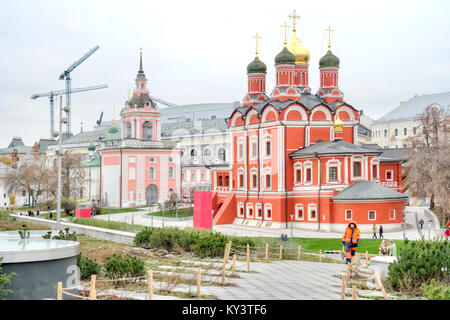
left=94, top=210, right=435, bottom=240
left=199, top=260, right=347, bottom=300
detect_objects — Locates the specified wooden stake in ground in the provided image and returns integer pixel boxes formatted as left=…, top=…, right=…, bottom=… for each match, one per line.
left=346, top=263, right=351, bottom=285
left=341, top=274, right=346, bottom=300
left=148, top=270, right=154, bottom=300
left=352, top=285, right=358, bottom=300
left=279, top=244, right=283, bottom=260
left=246, top=243, right=250, bottom=272
left=355, top=255, right=360, bottom=273
left=89, top=274, right=96, bottom=300
left=265, top=243, right=269, bottom=260
left=374, top=270, right=389, bottom=300
left=319, top=249, right=322, bottom=263
left=57, top=282, right=62, bottom=300
left=197, top=267, right=201, bottom=297
left=365, top=250, right=369, bottom=267
left=222, top=242, right=230, bottom=285
left=231, top=254, right=237, bottom=276
left=297, top=245, right=301, bottom=260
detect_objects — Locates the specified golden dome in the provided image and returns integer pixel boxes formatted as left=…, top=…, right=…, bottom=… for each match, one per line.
left=334, top=114, right=344, bottom=131
left=287, top=30, right=310, bottom=65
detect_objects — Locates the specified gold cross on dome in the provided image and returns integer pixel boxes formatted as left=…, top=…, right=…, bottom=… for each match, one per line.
left=280, top=22, right=290, bottom=45
left=289, top=10, right=301, bottom=31
left=325, top=25, right=334, bottom=50
left=252, top=33, right=262, bottom=57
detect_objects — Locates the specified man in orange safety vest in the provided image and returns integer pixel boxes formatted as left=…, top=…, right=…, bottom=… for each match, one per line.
left=342, top=220, right=360, bottom=264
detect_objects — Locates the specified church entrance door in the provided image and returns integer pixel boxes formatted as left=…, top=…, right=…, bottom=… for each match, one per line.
left=146, top=184, right=158, bottom=204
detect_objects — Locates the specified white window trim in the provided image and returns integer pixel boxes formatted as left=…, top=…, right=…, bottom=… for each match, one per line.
left=263, top=134, right=272, bottom=159
left=368, top=210, right=376, bottom=221
left=385, top=170, right=394, bottom=181
left=263, top=167, right=272, bottom=190
left=304, top=161, right=313, bottom=185
left=129, top=167, right=136, bottom=180
left=295, top=204, right=304, bottom=221
left=389, top=209, right=396, bottom=220
left=326, top=159, right=341, bottom=184
left=237, top=137, right=245, bottom=162
left=351, top=156, right=364, bottom=181
left=246, top=203, right=254, bottom=218
left=345, top=209, right=352, bottom=221
left=308, top=204, right=317, bottom=221
left=250, top=168, right=258, bottom=190
left=264, top=203, right=273, bottom=220
left=168, top=167, right=174, bottom=179
left=370, top=158, right=380, bottom=181
left=149, top=167, right=155, bottom=180
left=237, top=203, right=244, bottom=218
left=250, top=136, right=258, bottom=160
left=237, top=168, right=245, bottom=189
left=255, top=203, right=263, bottom=220
left=294, top=162, right=303, bottom=185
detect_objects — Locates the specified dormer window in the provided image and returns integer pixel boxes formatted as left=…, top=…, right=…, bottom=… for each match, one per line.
left=145, top=101, right=151, bottom=107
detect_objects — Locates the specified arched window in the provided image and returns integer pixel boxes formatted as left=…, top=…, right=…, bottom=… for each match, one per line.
left=168, top=188, right=174, bottom=199
left=218, top=176, right=223, bottom=186
left=129, top=167, right=136, bottom=180
left=126, top=122, right=132, bottom=138
left=218, top=148, right=226, bottom=161
left=142, top=121, right=153, bottom=140
left=203, top=148, right=211, bottom=156
left=169, top=167, right=174, bottom=179
left=191, top=149, right=197, bottom=156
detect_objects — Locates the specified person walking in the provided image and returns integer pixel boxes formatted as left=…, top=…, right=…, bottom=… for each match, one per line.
left=372, top=224, right=377, bottom=239
left=342, top=220, right=360, bottom=264
left=379, top=225, right=384, bottom=238
left=419, top=218, right=424, bottom=229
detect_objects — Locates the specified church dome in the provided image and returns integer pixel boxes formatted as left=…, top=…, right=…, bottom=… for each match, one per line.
left=275, top=47, right=296, bottom=65
left=128, top=93, right=155, bottom=108
left=247, top=56, right=267, bottom=74
left=287, top=32, right=310, bottom=65
left=319, top=50, right=340, bottom=68
left=109, top=126, right=119, bottom=134
left=87, top=142, right=96, bottom=151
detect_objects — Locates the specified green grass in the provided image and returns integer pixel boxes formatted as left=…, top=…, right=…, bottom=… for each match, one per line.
left=249, top=237, right=405, bottom=255
left=71, top=218, right=146, bottom=233
left=147, top=207, right=193, bottom=218
left=101, top=207, right=146, bottom=214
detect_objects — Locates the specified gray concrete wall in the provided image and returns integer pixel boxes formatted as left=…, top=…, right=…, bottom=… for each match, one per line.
left=3, top=256, right=78, bottom=300
left=9, top=214, right=136, bottom=245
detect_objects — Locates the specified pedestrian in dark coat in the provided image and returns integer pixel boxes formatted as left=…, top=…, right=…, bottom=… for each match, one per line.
left=419, top=218, right=424, bottom=229
left=379, top=225, right=384, bottom=238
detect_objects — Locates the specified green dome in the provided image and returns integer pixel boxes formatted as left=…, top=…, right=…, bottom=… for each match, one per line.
left=87, top=142, right=96, bottom=151
left=109, top=127, right=119, bottom=134
left=274, top=47, right=296, bottom=66
left=319, top=50, right=340, bottom=68
left=247, top=56, right=267, bottom=74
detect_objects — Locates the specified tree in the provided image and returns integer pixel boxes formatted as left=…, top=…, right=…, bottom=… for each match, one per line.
left=3, top=159, right=53, bottom=206
left=0, top=257, right=16, bottom=300
left=61, top=152, right=86, bottom=199
left=405, top=105, right=450, bottom=225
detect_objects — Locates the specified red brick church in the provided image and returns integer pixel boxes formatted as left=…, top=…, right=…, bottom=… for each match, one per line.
left=210, top=14, right=407, bottom=232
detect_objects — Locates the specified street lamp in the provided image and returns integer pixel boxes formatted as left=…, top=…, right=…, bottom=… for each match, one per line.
left=162, top=203, right=165, bottom=228
left=402, top=208, right=406, bottom=241
left=54, top=96, right=69, bottom=231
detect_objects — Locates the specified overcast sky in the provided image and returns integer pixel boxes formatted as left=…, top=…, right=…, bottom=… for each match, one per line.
left=1, top=0, right=449, bottom=147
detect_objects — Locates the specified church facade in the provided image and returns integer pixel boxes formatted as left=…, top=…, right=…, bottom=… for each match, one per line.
left=210, top=15, right=407, bottom=232
left=100, top=51, right=182, bottom=207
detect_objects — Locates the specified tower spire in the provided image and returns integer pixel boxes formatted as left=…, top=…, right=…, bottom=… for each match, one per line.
left=112, top=105, right=116, bottom=127
left=325, top=25, right=334, bottom=51
left=139, top=47, right=143, bottom=72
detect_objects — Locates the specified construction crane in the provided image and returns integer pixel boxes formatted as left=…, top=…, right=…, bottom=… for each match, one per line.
left=150, top=96, right=179, bottom=109
left=59, top=45, right=100, bottom=135
left=31, top=84, right=108, bottom=139
left=96, top=111, right=104, bottom=126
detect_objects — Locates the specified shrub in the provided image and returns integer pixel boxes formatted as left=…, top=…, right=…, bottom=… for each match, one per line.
left=387, top=239, right=450, bottom=293
left=421, top=279, right=450, bottom=300
left=61, top=197, right=76, bottom=215
left=134, top=227, right=256, bottom=258
left=42, top=228, right=77, bottom=241
left=77, top=254, right=101, bottom=280
left=0, top=257, right=16, bottom=300
left=103, top=254, right=146, bottom=281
